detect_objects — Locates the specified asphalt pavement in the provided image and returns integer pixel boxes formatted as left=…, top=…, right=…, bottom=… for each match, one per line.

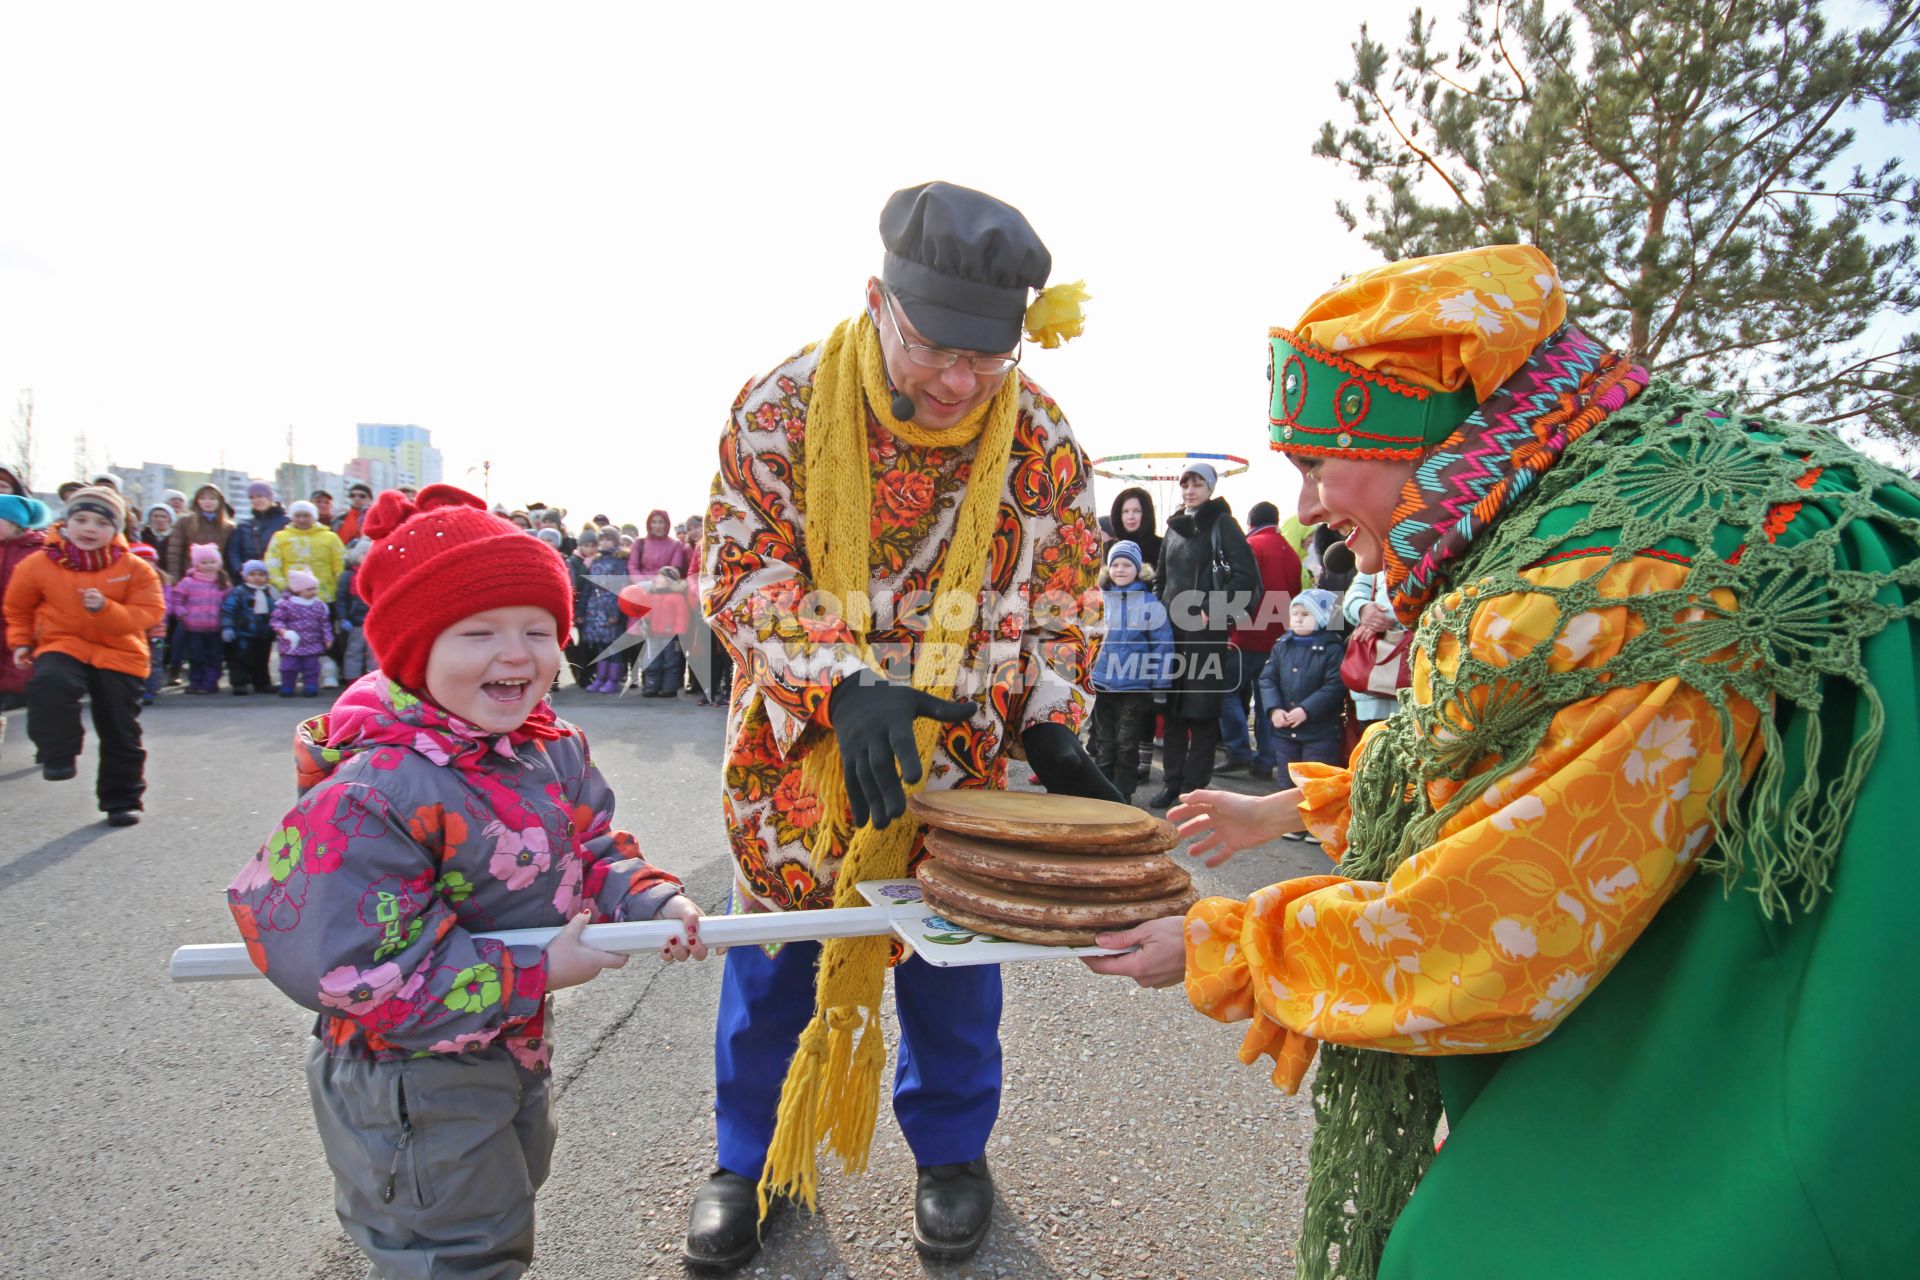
left=0, top=686, right=1326, bottom=1279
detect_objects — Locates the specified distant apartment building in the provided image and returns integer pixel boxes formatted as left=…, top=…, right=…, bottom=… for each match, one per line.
left=355, top=423, right=442, bottom=488
left=276, top=461, right=349, bottom=503
left=343, top=454, right=398, bottom=494
left=113, top=460, right=257, bottom=519
left=106, top=422, right=439, bottom=520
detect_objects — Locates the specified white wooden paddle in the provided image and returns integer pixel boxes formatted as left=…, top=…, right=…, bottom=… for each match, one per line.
left=169, top=905, right=903, bottom=983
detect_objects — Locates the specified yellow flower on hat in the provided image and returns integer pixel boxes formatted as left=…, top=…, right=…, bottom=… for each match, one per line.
left=1024, top=279, right=1090, bottom=349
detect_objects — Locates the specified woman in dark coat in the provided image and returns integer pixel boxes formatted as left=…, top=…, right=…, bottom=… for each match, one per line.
left=1108, top=486, right=1162, bottom=571
left=1150, top=464, right=1259, bottom=807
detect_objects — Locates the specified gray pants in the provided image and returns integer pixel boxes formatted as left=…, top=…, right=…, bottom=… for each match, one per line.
left=342, top=627, right=371, bottom=681
left=306, top=1043, right=555, bottom=1280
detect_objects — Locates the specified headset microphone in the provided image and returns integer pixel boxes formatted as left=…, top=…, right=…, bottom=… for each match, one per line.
left=889, top=386, right=917, bottom=422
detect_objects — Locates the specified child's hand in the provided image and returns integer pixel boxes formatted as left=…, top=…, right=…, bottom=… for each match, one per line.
left=12, top=646, right=31, bottom=668
left=1269, top=709, right=1286, bottom=729
left=80, top=588, right=105, bottom=613
left=544, top=910, right=629, bottom=989
left=656, top=894, right=709, bottom=962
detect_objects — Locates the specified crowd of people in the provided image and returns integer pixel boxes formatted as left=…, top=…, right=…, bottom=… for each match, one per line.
left=1085, top=465, right=1397, bottom=824
left=0, top=462, right=724, bottom=825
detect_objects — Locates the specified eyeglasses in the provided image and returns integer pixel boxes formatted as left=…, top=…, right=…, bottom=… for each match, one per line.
left=880, top=290, right=1020, bottom=375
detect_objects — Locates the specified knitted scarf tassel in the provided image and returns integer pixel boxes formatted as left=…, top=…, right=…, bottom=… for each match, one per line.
left=758, top=314, right=1020, bottom=1220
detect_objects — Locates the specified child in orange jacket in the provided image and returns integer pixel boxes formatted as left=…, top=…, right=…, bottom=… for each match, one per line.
left=2, top=486, right=165, bottom=825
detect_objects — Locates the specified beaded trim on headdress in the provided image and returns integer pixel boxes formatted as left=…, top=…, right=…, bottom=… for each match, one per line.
left=1268, top=327, right=1481, bottom=461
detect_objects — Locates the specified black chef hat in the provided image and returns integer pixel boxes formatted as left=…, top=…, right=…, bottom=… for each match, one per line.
left=879, top=181, right=1053, bottom=353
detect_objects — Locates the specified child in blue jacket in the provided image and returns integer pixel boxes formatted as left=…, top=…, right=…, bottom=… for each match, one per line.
left=1259, top=588, right=1347, bottom=775
left=1089, top=540, right=1173, bottom=801
left=220, top=559, right=280, bottom=696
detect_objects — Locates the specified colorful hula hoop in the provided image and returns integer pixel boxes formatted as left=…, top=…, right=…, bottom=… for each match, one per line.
left=1090, top=451, right=1251, bottom=484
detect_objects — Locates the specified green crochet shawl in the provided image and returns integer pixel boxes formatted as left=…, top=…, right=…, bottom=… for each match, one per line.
left=1297, top=375, right=1920, bottom=1280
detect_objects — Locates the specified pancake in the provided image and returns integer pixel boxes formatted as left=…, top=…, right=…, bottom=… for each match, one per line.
left=908, top=789, right=1176, bottom=851
left=922, top=828, right=1185, bottom=890
left=916, top=861, right=1200, bottom=930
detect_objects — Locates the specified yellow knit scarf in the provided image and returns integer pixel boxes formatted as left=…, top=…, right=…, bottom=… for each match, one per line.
left=758, top=313, right=1020, bottom=1217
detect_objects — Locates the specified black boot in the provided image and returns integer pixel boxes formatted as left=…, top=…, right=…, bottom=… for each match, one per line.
left=913, top=1158, right=993, bottom=1261
left=1146, top=786, right=1177, bottom=809
left=684, top=1169, right=783, bottom=1273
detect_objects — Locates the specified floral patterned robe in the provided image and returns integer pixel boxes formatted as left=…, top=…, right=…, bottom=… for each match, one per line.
left=703, top=341, right=1102, bottom=913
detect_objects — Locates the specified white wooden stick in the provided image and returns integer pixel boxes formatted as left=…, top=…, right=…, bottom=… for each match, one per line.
left=169, top=905, right=904, bottom=984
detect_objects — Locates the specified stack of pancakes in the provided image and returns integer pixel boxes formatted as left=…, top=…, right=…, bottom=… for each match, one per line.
left=906, top=790, right=1198, bottom=946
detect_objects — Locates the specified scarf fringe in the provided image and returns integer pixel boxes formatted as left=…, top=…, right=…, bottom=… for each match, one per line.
left=825, top=1009, right=887, bottom=1172
left=1299, top=1047, right=1443, bottom=1280
left=758, top=1015, right=831, bottom=1217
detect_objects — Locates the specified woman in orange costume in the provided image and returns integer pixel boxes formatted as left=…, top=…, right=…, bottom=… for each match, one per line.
left=1088, top=246, right=1920, bottom=1279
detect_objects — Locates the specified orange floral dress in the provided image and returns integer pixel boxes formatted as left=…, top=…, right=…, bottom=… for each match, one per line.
left=1185, top=553, right=1764, bottom=1090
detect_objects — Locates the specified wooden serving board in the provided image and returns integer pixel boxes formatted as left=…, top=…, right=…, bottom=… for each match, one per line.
left=916, top=861, right=1200, bottom=930
left=923, top=828, right=1186, bottom=892
left=908, top=789, right=1178, bottom=852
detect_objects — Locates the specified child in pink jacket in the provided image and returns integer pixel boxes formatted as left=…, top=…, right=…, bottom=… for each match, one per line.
left=167, top=543, right=230, bottom=693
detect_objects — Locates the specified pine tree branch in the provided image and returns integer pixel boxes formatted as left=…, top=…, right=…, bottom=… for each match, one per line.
left=1573, top=103, right=1655, bottom=201
left=1362, top=83, right=1491, bottom=227
left=1804, top=404, right=1886, bottom=427
left=1492, top=0, right=1532, bottom=102
left=1745, top=345, right=1915, bottom=415
left=1643, top=4, right=1920, bottom=359
left=1652, top=333, right=1802, bottom=370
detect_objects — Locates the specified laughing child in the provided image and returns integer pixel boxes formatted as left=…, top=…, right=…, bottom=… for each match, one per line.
left=226, top=484, right=707, bottom=1278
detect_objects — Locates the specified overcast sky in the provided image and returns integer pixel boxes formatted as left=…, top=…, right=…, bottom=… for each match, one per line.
left=1, top=2, right=1908, bottom=525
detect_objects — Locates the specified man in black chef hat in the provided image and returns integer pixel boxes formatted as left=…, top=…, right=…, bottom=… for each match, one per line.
left=687, top=182, right=1112, bottom=1271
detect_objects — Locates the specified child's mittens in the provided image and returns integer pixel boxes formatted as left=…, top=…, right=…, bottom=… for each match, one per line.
left=222, top=628, right=235, bottom=643
left=339, top=619, right=353, bottom=632
left=281, top=628, right=301, bottom=647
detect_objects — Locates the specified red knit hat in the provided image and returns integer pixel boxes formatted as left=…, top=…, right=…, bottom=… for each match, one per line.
left=354, top=484, right=573, bottom=691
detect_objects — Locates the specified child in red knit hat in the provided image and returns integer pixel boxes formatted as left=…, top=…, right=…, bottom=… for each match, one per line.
left=226, top=484, right=707, bottom=1278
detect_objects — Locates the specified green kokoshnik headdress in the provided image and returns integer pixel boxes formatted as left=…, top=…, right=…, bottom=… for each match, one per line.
left=1268, top=328, right=1481, bottom=459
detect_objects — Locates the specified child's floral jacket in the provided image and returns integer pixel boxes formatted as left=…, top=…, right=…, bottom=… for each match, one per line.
left=227, top=672, right=683, bottom=1071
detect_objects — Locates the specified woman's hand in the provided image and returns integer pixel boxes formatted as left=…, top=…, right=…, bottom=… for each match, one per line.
left=655, top=894, right=709, bottom=962
left=1081, top=916, right=1187, bottom=988
left=1357, top=602, right=1391, bottom=635
left=1169, top=788, right=1303, bottom=867
left=544, top=910, right=629, bottom=989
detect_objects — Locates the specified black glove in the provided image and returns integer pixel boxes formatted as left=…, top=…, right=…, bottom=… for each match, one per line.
left=1021, top=721, right=1126, bottom=804
left=828, top=679, right=975, bottom=830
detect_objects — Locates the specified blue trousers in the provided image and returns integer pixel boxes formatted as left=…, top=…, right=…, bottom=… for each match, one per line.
left=713, top=939, right=1002, bottom=1180
left=1219, top=652, right=1278, bottom=770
